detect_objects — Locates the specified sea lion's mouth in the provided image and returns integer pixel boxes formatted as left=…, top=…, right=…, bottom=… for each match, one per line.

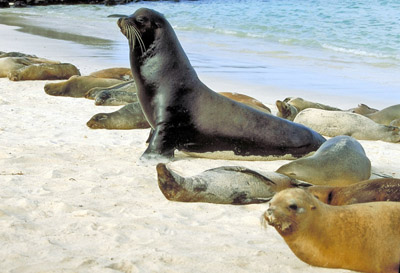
left=117, top=18, right=147, bottom=56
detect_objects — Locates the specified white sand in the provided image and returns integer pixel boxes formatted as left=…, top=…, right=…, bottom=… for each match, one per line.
left=1, top=24, right=400, bottom=273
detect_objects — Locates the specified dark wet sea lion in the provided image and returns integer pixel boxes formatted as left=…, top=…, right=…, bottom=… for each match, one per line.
left=44, top=76, right=124, bottom=98
left=118, top=8, right=325, bottom=163
left=87, top=102, right=149, bottom=130
left=94, top=90, right=138, bottom=106
left=307, top=178, right=400, bottom=205
left=276, top=136, right=371, bottom=186
left=157, top=163, right=310, bottom=205
left=8, top=63, right=80, bottom=81
left=263, top=188, right=400, bottom=273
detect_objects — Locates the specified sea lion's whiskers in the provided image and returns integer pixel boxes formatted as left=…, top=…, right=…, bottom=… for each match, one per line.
left=126, top=25, right=146, bottom=55
left=131, top=26, right=146, bottom=54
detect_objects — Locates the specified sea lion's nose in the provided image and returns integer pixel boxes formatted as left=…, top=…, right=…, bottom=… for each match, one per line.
left=267, top=206, right=275, bottom=216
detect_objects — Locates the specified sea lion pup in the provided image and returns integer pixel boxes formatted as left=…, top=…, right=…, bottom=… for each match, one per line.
left=307, top=178, right=400, bottom=205
left=157, top=163, right=311, bottom=205
left=349, top=103, right=379, bottom=115
left=7, top=63, right=80, bottom=81
left=219, top=92, right=271, bottom=114
left=44, top=76, right=124, bottom=98
left=118, top=8, right=325, bottom=163
left=263, top=188, right=400, bottom=273
left=276, top=136, right=371, bottom=186
left=362, top=104, right=400, bottom=126
left=87, top=102, right=150, bottom=130
left=85, top=80, right=136, bottom=100
left=88, top=67, right=133, bottom=81
left=294, top=108, right=400, bottom=142
left=276, top=97, right=341, bottom=120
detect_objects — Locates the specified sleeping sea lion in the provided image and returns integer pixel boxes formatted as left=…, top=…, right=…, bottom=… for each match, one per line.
left=8, top=63, right=80, bottom=81
left=157, top=163, right=310, bottom=205
left=276, top=135, right=371, bottom=186
left=118, top=8, right=325, bottom=163
left=294, top=108, right=400, bottom=142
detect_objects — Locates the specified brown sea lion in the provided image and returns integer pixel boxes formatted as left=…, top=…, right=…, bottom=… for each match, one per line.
left=87, top=102, right=149, bottom=130
left=363, top=104, right=400, bottom=126
left=276, top=97, right=341, bottom=120
left=307, top=178, right=400, bottom=205
left=8, top=63, right=80, bottom=81
left=118, top=8, right=325, bottom=163
left=0, top=56, right=60, bottom=78
left=44, top=76, right=124, bottom=98
left=89, top=67, right=133, bottom=81
left=263, top=188, right=400, bottom=273
left=85, top=80, right=136, bottom=101
left=219, top=92, right=271, bottom=114
left=157, top=163, right=310, bottom=205
left=276, top=136, right=371, bottom=186
left=349, top=103, right=379, bottom=115
left=294, top=108, right=400, bottom=142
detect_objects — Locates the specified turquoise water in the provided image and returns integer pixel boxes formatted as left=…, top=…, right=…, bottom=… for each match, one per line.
left=1, top=0, right=399, bottom=106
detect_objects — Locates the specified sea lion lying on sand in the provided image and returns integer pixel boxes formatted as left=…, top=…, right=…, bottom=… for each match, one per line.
left=0, top=56, right=60, bottom=78
left=294, top=108, right=400, bottom=142
left=307, top=178, right=400, bottom=205
left=8, top=63, right=80, bottom=81
left=276, top=136, right=371, bottom=186
left=157, top=163, right=310, bottom=205
left=361, top=104, right=400, bottom=126
left=118, top=8, right=325, bottom=163
left=349, top=103, right=379, bottom=115
left=87, top=102, right=149, bottom=130
left=276, top=97, right=341, bottom=120
left=263, top=188, right=400, bottom=273
left=85, top=80, right=136, bottom=100
left=88, top=67, right=132, bottom=81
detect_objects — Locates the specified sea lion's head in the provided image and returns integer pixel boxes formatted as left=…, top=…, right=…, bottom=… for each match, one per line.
left=262, top=188, right=317, bottom=236
left=276, top=100, right=298, bottom=121
left=117, top=8, right=167, bottom=61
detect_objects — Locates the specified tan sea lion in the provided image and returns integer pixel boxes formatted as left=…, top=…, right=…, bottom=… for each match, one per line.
left=219, top=92, right=271, bottom=114
left=263, top=188, right=400, bottom=273
left=349, top=103, right=379, bottom=115
left=276, top=97, right=341, bottom=120
left=8, top=63, right=80, bottom=81
left=157, top=163, right=310, bottom=205
left=85, top=80, right=136, bottom=100
left=307, top=178, right=400, bottom=205
left=363, top=104, right=400, bottom=126
left=89, top=67, right=133, bottom=81
left=0, top=56, right=60, bottom=78
left=44, top=76, right=124, bottom=98
left=118, top=8, right=325, bottom=163
left=87, top=102, right=150, bottom=130
left=294, top=108, right=400, bottom=142
left=276, top=136, right=371, bottom=186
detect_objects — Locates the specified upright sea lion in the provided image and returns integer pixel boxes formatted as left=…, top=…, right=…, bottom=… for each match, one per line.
left=118, top=8, right=325, bottom=163
left=44, top=76, right=124, bottom=98
left=89, top=67, right=133, bottom=81
left=157, top=163, right=310, bottom=205
left=263, top=188, right=400, bottom=273
left=363, top=104, right=400, bottom=126
left=307, top=178, right=400, bottom=205
left=294, top=108, right=400, bottom=142
left=8, top=63, right=80, bottom=81
left=276, top=136, right=371, bottom=186
left=87, top=102, right=149, bottom=130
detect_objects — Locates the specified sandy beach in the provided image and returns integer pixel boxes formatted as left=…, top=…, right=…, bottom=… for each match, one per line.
left=1, top=19, right=400, bottom=273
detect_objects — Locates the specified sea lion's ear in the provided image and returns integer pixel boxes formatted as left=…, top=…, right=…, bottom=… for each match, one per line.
left=310, top=205, right=316, bottom=210
left=155, top=21, right=163, bottom=28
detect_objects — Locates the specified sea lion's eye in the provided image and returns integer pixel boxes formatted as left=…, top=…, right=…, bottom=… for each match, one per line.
left=289, top=204, right=298, bottom=211
left=136, top=17, right=147, bottom=24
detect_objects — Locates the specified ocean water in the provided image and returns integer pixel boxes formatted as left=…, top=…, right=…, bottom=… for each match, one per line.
left=1, top=0, right=399, bottom=107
